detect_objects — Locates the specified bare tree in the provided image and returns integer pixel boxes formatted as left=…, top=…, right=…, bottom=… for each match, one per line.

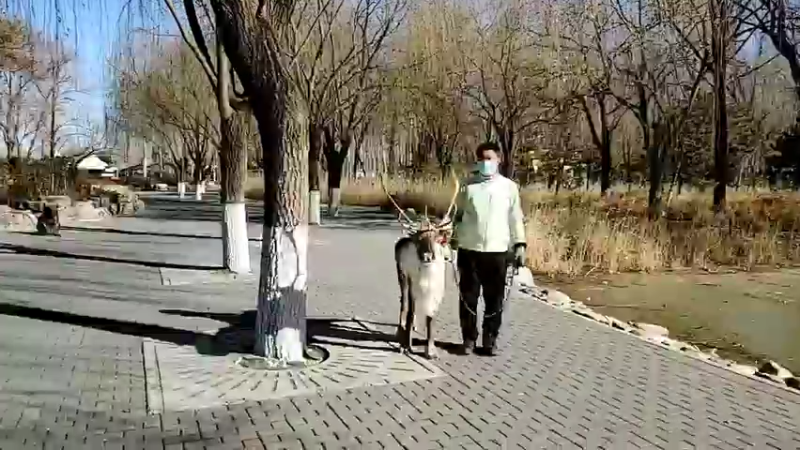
left=0, top=67, right=42, bottom=158
left=319, top=0, right=405, bottom=214
left=0, top=27, right=75, bottom=162
left=555, top=0, right=627, bottom=194
left=735, top=0, right=800, bottom=108
left=0, top=16, right=32, bottom=71
left=205, top=0, right=311, bottom=361
left=606, top=0, right=711, bottom=213
left=158, top=0, right=253, bottom=273
left=710, top=0, right=735, bottom=210
left=391, top=0, right=470, bottom=178
left=463, top=0, right=554, bottom=177
left=116, top=42, right=218, bottom=187
left=282, top=0, right=345, bottom=224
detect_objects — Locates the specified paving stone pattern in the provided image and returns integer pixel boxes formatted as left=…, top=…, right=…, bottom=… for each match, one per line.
left=144, top=319, right=444, bottom=413
left=0, top=198, right=798, bottom=449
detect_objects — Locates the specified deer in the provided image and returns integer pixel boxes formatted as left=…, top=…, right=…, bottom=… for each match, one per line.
left=382, top=173, right=459, bottom=360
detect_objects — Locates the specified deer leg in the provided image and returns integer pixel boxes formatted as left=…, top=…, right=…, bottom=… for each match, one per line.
left=403, top=290, right=416, bottom=354
left=397, top=273, right=408, bottom=341
left=424, top=315, right=438, bottom=360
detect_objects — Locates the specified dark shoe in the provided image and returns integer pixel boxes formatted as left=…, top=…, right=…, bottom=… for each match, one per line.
left=481, top=336, right=498, bottom=357
left=458, top=340, right=475, bottom=355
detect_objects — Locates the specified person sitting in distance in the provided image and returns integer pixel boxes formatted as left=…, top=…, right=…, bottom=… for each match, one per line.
left=36, top=205, right=61, bottom=236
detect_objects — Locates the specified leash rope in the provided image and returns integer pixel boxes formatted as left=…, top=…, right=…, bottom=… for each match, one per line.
left=449, top=250, right=517, bottom=319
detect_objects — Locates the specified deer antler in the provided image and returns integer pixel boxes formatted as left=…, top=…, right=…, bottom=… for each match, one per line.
left=444, top=170, right=460, bottom=220
left=437, top=170, right=460, bottom=229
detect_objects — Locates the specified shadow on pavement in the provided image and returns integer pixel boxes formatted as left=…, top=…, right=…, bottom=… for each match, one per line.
left=315, top=209, right=402, bottom=232
left=0, top=303, right=253, bottom=357
left=0, top=242, right=224, bottom=271
left=0, top=302, right=202, bottom=346
left=136, top=196, right=265, bottom=223
left=138, top=196, right=400, bottom=232
left=60, top=225, right=264, bottom=242
left=161, top=309, right=463, bottom=355
left=161, top=309, right=396, bottom=352
left=0, top=303, right=464, bottom=358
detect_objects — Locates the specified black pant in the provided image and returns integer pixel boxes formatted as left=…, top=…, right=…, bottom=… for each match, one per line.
left=457, top=249, right=509, bottom=344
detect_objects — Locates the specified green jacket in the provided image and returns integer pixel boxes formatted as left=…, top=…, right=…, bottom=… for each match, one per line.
left=453, top=174, right=525, bottom=253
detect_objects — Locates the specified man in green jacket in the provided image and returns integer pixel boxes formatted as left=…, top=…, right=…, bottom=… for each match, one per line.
left=452, top=141, right=526, bottom=356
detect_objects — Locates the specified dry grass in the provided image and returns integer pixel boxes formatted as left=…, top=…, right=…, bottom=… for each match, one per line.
left=246, top=174, right=800, bottom=276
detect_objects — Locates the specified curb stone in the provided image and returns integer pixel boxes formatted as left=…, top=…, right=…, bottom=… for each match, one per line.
left=519, top=284, right=800, bottom=393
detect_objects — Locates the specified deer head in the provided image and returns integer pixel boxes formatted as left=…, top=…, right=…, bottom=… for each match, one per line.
left=380, top=170, right=460, bottom=263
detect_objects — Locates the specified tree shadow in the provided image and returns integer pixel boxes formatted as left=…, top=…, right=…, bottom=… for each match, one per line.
left=0, top=302, right=463, bottom=358
left=0, top=243, right=224, bottom=271
left=60, top=225, right=264, bottom=242
left=159, top=308, right=396, bottom=353
left=136, top=196, right=266, bottom=224
left=162, top=309, right=465, bottom=356
left=0, top=303, right=255, bottom=357
left=313, top=208, right=405, bottom=232
left=0, top=302, right=203, bottom=347
left=137, top=196, right=399, bottom=231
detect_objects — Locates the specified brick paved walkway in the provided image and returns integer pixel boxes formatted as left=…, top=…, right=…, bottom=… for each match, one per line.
left=0, top=195, right=798, bottom=449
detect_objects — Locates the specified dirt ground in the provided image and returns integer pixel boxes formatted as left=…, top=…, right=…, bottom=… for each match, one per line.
left=549, top=268, right=800, bottom=374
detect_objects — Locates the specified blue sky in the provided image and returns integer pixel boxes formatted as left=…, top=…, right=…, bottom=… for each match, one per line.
left=17, top=0, right=172, bottom=128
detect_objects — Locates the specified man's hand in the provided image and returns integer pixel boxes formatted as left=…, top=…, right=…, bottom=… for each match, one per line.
left=513, top=243, right=526, bottom=268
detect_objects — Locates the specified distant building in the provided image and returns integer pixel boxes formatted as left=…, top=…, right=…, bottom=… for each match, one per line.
left=77, top=155, right=117, bottom=178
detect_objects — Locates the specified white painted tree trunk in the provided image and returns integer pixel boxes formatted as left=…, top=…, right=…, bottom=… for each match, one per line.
left=255, top=224, right=308, bottom=363
left=178, top=182, right=186, bottom=198
left=308, top=190, right=321, bottom=225
left=195, top=183, right=203, bottom=200
left=329, top=188, right=341, bottom=217
left=222, top=202, right=251, bottom=273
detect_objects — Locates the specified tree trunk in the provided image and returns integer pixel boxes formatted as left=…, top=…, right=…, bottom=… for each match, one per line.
left=308, top=122, right=322, bottom=225
left=498, top=128, right=515, bottom=177
left=581, top=95, right=613, bottom=195
left=600, top=127, right=612, bottom=195
left=555, top=171, right=562, bottom=195
left=323, top=127, right=348, bottom=216
left=193, top=160, right=203, bottom=185
left=327, top=150, right=345, bottom=216
left=49, top=86, right=57, bottom=193
left=352, top=145, right=361, bottom=179
left=647, top=155, right=663, bottom=218
left=219, top=115, right=251, bottom=272
left=212, top=1, right=308, bottom=361
left=178, top=154, right=187, bottom=198
left=648, top=124, right=666, bottom=218
left=254, top=104, right=309, bottom=362
left=386, top=122, right=397, bottom=174
left=711, top=0, right=729, bottom=213
left=218, top=37, right=250, bottom=274
left=585, top=164, right=591, bottom=191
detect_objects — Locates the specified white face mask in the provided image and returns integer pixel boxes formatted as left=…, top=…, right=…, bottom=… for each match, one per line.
left=476, top=160, right=498, bottom=177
